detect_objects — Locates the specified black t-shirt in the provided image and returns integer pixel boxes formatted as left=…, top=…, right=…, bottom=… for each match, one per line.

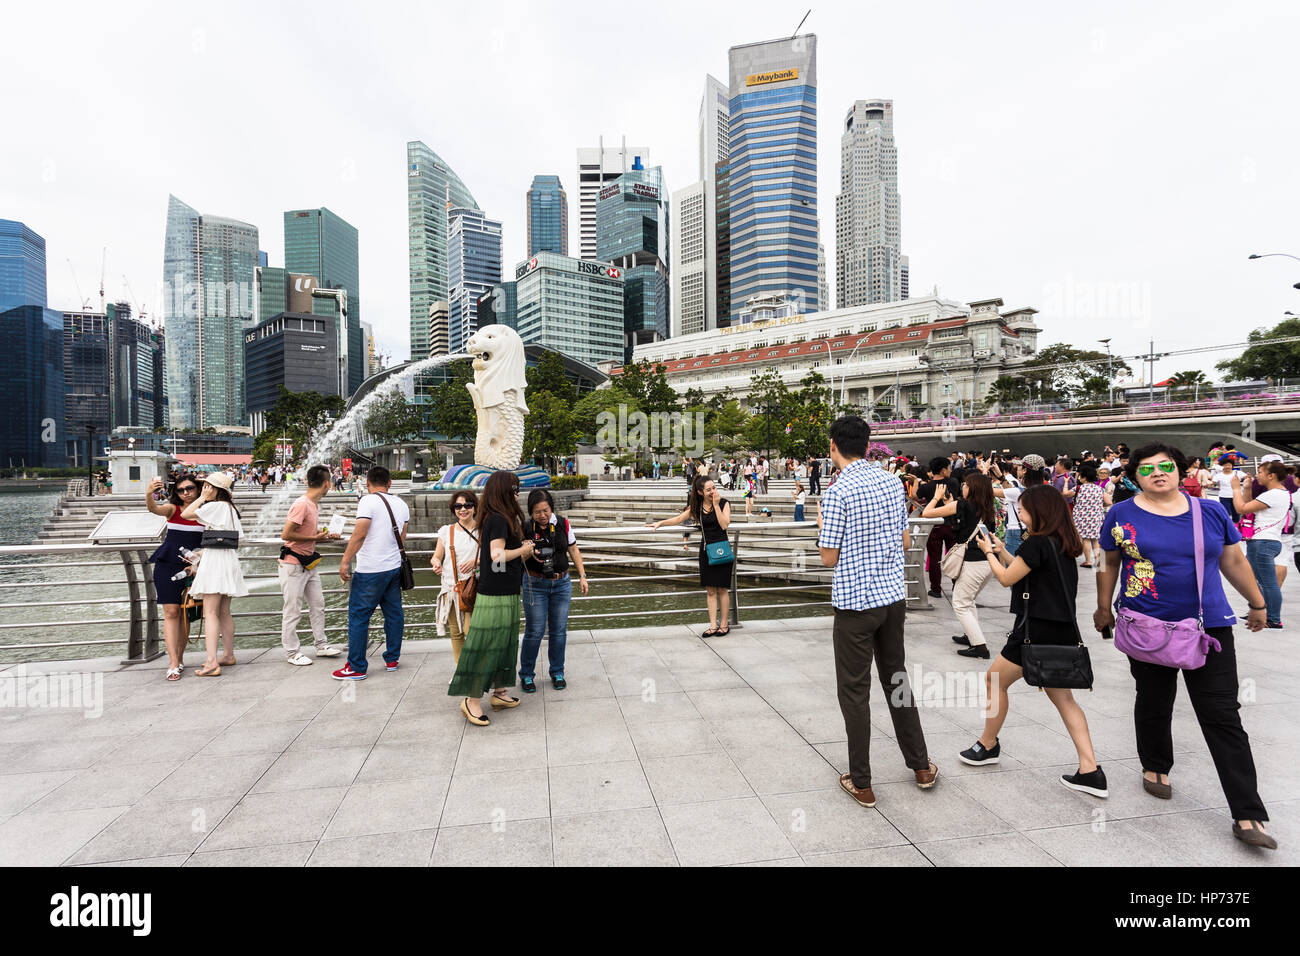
left=1010, top=535, right=1078, bottom=624
left=478, top=512, right=523, bottom=596
left=919, top=477, right=961, bottom=526
left=951, top=499, right=988, bottom=560
left=1111, top=477, right=1138, bottom=504
left=523, top=516, right=571, bottom=575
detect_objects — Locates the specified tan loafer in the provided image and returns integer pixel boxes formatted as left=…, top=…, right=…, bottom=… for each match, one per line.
left=915, top=761, right=939, bottom=789
left=839, top=773, right=876, bottom=807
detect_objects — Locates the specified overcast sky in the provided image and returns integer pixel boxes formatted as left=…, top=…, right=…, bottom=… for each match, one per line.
left=4, top=0, right=1297, bottom=382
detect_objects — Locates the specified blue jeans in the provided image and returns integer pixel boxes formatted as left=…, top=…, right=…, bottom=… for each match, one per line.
left=1245, top=539, right=1282, bottom=623
left=1004, top=528, right=1023, bottom=556
left=520, top=573, right=571, bottom=679
left=346, top=567, right=404, bottom=673
left=794, top=504, right=805, bottom=522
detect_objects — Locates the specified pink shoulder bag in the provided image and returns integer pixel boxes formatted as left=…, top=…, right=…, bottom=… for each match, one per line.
left=1113, top=495, right=1222, bottom=670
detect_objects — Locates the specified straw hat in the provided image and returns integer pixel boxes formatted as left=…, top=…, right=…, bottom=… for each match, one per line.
left=201, top=471, right=234, bottom=491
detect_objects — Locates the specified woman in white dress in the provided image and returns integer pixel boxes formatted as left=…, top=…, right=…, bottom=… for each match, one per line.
left=182, top=472, right=248, bottom=676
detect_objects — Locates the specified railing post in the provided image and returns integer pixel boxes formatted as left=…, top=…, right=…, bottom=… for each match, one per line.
left=728, top=526, right=742, bottom=628
left=120, top=550, right=164, bottom=664
left=907, top=519, right=934, bottom=610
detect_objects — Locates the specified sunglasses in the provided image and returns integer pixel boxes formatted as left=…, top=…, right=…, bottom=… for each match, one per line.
left=177, top=485, right=199, bottom=494
left=454, top=502, right=474, bottom=510
left=1136, top=461, right=1177, bottom=477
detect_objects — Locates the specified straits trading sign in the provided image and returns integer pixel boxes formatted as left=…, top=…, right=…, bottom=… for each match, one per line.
left=746, top=67, right=799, bottom=87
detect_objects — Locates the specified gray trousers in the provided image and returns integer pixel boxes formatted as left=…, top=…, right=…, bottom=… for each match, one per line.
left=833, top=600, right=930, bottom=788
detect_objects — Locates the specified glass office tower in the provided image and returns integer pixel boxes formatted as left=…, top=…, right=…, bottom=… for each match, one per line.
left=726, top=35, right=820, bottom=322
left=595, top=161, right=670, bottom=360
left=407, top=141, right=480, bottom=359
left=527, top=175, right=568, bottom=257
left=0, top=218, right=48, bottom=313
left=284, top=207, right=361, bottom=326
left=446, top=206, right=503, bottom=355
left=162, top=195, right=258, bottom=428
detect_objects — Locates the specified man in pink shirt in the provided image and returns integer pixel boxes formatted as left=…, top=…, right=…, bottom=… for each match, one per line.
left=279, top=464, right=342, bottom=664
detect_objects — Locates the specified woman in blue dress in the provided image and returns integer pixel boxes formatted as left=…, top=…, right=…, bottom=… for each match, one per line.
left=145, top=474, right=205, bottom=682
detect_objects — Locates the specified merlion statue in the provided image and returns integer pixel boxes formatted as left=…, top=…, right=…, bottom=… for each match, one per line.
left=466, top=324, right=529, bottom=470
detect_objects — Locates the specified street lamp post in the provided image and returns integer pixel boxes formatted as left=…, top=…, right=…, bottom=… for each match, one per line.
left=1098, top=338, right=1113, bottom=406
left=1248, top=253, right=1300, bottom=291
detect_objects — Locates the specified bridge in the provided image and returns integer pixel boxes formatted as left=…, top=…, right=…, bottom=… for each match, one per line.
left=869, top=398, right=1300, bottom=459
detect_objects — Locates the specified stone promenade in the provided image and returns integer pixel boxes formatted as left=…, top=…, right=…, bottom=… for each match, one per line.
left=1, top=575, right=1296, bottom=866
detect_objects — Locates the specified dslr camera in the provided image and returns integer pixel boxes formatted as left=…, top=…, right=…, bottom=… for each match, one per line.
left=533, top=527, right=556, bottom=574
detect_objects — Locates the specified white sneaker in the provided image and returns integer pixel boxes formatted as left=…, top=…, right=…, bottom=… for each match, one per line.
left=315, top=645, right=341, bottom=658
left=286, top=652, right=313, bottom=666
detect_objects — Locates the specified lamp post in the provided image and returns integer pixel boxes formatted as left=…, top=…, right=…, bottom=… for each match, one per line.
left=1098, top=338, right=1113, bottom=406
left=1247, top=253, right=1300, bottom=291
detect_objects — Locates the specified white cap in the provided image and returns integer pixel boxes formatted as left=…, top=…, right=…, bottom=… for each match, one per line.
left=1260, top=454, right=1284, bottom=463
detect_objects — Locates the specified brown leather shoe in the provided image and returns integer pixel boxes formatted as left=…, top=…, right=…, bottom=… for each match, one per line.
left=839, top=773, right=876, bottom=807
left=914, top=761, right=939, bottom=789
left=1142, top=776, right=1172, bottom=799
left=1232, top=821, right=1278, bottom=850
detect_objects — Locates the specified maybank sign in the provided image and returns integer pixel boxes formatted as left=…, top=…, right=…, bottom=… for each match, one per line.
left=746, top=68, right=799, bottom=87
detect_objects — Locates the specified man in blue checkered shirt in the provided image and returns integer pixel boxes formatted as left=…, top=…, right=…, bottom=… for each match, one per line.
left=817, top=416, right=938, bottom=808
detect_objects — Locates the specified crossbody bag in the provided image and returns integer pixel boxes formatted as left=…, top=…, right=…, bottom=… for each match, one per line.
left=1019, top=542, right=1093, bottom=690
left=1114, top=494, right=1222, bottom=670
left=448, top=526, right=479, bottom=613
left=941, top=511, right=981, bottom=581
left=200, top=502, right=240, bottom=549
left=378, top=494, right=415, bottom=591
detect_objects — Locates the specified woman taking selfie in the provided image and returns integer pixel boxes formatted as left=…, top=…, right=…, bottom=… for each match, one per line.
left=181, top=472, right=247, bottom=677
left=1095, top=443, right=1276, bottom=849
left=652, top=476, right=733, bottom=637
left=145, top=473, right=205, bottom=681
left=1229, top=460, right=1290, bottom=630
left=447, top=472, right=532, bottom=726
left=923, top=471, right=999, bottom=659
left=431, top=490, right=479, bottom=664
left=964, top=486, right=1107, bottom=797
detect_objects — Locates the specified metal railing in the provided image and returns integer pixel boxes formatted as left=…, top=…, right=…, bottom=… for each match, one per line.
left=0, top=517, right=940, bottom=664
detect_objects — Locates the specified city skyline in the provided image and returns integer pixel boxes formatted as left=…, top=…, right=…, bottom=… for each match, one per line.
left=3, top=1, right=1297, bottom=381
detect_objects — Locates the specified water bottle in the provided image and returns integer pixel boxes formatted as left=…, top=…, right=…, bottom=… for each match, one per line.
left=178, top=547, right=199, bottom=562
left=170, top=567, right=192, bottom=581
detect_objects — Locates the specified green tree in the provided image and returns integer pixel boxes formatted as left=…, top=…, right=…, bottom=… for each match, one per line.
left=617, top=359, right=679, bottom=415
left=525, top=350, right=576, bottom=405
left=572, top=386, right=642, bottom=447
left=363, top=391, right=426, bottom=446
left=1166, top=369, right=1213, bottom=400
left=525, top=390, right=580, bottom=473
left=1216, top=319, right=1300, bottom=381
left=252, top=387, right=346, bottom=463
left=1023, top=345, right=1130, bottom=404
left=985, top=374, right=1031, bottom=411
left=427, top=360, right=477, bottom=441
left=786, top=370, right=835, bottom=458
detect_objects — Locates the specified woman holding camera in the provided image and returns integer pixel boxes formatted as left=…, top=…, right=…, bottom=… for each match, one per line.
left=181, top=472, right=247, bottom=677
left=963, top=486, right=1107, bottom=797
left=923, top=471, right=999, bottom=659
left=652, top=476, right=733, bottom=637
left=145, top=473, right=205, bottom=682
left=448, top=471, right=531, bottom=726
left=432, top=490, right=479, bottom=665
left=518, top=489, right=589, bottom=693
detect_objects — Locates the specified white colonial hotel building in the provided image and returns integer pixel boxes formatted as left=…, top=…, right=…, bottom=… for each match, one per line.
left=613, top=293, right=1043, bottom=416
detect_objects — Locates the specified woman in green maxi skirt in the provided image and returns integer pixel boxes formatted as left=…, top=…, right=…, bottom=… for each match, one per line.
left=448, top=471, right=533, bottom=726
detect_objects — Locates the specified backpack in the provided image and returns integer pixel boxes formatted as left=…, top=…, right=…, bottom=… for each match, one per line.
left=1182, top=473, right=1203, bottom=497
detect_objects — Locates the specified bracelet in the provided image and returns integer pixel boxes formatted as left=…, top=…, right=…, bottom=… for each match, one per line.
left=1248, top=604, right=1266, bottom=611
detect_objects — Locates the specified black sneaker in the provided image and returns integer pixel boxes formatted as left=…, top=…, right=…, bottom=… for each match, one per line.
left=957, top=644, right=989, bottom=659
left=958, top=738, right=1000, bottom=766
left=552, top=674, right=567, bottom=690
left=1266, top=622, right=1283, bottom=630
left=520, top=676, right=537, bottom=694
left=1061, top=766, right=1109, bottom=798
left=928, top=588, right=944, bottom=598
left=951, top=634, right=970, bottom=646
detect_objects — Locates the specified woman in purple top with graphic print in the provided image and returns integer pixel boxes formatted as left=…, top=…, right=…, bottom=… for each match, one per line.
left=1094, top=443, right=1276, bottom=850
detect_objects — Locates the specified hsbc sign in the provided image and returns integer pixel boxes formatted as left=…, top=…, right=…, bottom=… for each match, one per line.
left=576, top=261, right=621, bottom=279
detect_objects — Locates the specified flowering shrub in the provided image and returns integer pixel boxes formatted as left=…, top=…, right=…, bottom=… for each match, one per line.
left=866, top=441, right=894, bottom=460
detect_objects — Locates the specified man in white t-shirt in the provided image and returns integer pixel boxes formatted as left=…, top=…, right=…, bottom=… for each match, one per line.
left=333, top=465, right=411, bottom=680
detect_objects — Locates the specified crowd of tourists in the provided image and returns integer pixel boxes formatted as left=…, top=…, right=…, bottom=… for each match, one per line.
left=143, top=427, right=1280, bottom=853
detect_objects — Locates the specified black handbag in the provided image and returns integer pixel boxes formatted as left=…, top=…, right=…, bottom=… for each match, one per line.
left=1019, top=543, right=1093, bottom=690
left=200, top=503, right=240, bottom=549
left=378, top=493, right=415, bottom=591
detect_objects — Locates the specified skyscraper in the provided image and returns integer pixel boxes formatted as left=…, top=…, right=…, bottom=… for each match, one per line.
left=526, top=175, right=568, bottom=257
left=596, top=159, right=670, bottom=360
left=446, top=205, right=503, bottom=355
left=162, top=195, right=258, bottom=428
left=0, top=218, right=48, bottom=313
left=836, top=99, right=904, bottom=306
left=576, top=139, right=649, bottom=260
left=284, top=207, right=361, bottom=325
left=408, top=141, right=480, bottom=359
left=671, top=181, right=707, bottom=337
left=513, top=253, right=624, bottom=367
left=700, top=75, right=730, bottom=332
left=726, top=35, right=820, bottom=321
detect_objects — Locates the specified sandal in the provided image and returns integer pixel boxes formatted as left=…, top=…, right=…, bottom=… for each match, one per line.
left=217, top=657, right=236, bottom=667
left=166, top=667, right=182, bottom=682
left=715, top=627, right=730, bottom=636
left=702, top=627, right=720, bottom=637
left=195, top=664, right=222, bottom=677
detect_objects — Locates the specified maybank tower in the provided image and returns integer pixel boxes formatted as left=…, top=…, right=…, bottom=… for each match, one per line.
left=726, top=35, right=819, bottom=323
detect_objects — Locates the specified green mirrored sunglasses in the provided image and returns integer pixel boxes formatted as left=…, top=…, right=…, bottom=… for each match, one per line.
left=1136, top=461, right=1177, bottom=477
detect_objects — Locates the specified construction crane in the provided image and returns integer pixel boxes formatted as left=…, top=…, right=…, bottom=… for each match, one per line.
left=123, top=276, right=147, bottom=326
left=66, top=259, right=91, bottom=311
left=98, top=248, right=106, bottom=316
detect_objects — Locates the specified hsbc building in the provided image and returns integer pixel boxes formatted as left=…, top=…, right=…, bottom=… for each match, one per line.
left=510, top=251, right=625, bottom=367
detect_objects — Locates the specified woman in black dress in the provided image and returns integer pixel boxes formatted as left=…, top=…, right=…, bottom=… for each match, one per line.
left=959, top=485, right=1107, bottom=798
left=144, top=473, right=205, bottom=682
left=651, top=476, right=733, bottom=637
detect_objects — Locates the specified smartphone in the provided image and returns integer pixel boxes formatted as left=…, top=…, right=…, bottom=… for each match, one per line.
left=1101, top=625, right=1113, bottom=641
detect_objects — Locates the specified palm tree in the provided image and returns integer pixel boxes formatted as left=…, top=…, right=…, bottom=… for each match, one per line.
left=1166, top=370, right=1212, bottom=402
